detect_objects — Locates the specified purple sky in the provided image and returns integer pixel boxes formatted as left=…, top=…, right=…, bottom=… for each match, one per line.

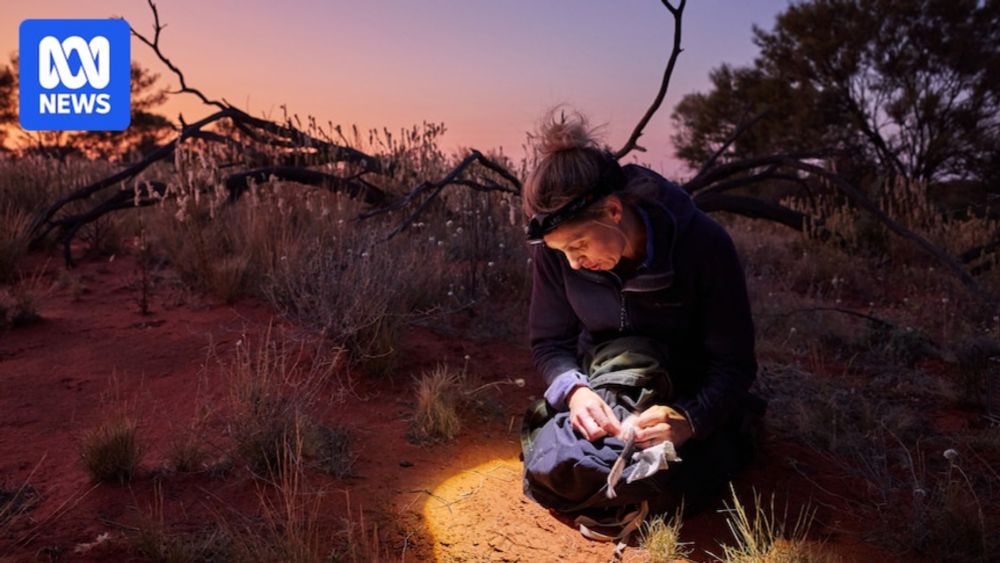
left=2, top=1, right=793, bottom=177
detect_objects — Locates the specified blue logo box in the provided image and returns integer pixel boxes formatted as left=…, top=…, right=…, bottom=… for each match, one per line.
left=19, top=19, right=131, bottom=131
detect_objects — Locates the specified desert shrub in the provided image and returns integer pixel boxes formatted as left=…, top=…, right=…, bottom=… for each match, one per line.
left=131, top=480, right=234, bottom=562
left=0, top=478, right=38, bottom=529
left=264, top=220, right=450, bottom=376
left=148, top=204, right=250, bottom=303
left=165, top=431, right=209, bottom=474
left=310, top=423, right=356, bottom=479
left=951, top=336, right=1000, bottom=408
left=221, top=325, right=340, bottom=477
left=0, top=286, right=40, bottom=330
left=862, top=443, right=998, bottom=562
left=409, top=364, right=463, bottom=442
left=79, top=413, right=145, bottom=484
left=0, top=155, right=118, bottom=213
left=757, top=364, right=920, bottom=456
left=857, top=320, right=940, bottom=368
left=133, top=527, right=233, bottom=563
left=0, top=203, right=31, bottom=283
left=227, top=428, right=343, bottom=563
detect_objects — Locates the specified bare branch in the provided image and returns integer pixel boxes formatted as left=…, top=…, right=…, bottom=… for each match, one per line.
left=130, top=0, right=381, bottom=173
left=614, top=0, right=686, bottom=160
left=780, top=159, right=992, bottom=302
left=694, top=193, right=811, bottom=233
left=129, top=0, right=227, bottom=111
left=683, top=150, right=835, bottom=194
left=29, top=108, right=239, bottom=244
left=358, top=150, right=522, bottom=239
left=224, top=167, right=387, bottom=206
left=687, top=110, right=771, bottom=188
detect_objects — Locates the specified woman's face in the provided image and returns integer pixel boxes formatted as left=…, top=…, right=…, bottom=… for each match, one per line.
left=542, top=201, right=627, bottom=271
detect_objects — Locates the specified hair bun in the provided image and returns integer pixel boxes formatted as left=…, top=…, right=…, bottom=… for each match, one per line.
left=537, top=107, right=599, bottom=157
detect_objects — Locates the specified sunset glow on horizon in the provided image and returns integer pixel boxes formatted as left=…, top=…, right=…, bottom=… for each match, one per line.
left=1, top=0, right=793, bottom=178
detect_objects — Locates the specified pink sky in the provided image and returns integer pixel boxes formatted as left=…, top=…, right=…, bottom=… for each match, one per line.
left=1, top=1, right=792, bottom=178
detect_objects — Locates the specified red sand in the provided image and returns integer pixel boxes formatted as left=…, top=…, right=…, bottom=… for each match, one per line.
left=0, top=253, right=910, bottom=562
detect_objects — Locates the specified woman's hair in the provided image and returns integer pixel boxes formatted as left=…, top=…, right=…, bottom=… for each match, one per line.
left=522, top=108, right=616, bottom=221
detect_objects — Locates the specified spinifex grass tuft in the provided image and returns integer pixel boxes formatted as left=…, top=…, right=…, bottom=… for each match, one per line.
left=79, top=413, right=145, bottom=484
left=410, top=364, right=463, bottom=442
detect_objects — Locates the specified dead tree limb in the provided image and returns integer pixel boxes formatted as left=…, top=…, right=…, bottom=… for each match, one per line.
left=358, top=149, right=522, bottom=239
left=24, top=0, right=994, bottom=310
left=693, top=193, right=809, bottom=231
left=129, top=0, right=225, bottom=111
left=224, top=167, right=388, bottom=205
left=687, top=110, right=771, bottom=188
left=54, top=182, right=168, bottom=265
left=130, top=0, right=380, bottom=172
left=30, top=0, right=385, bottom=261
left=786, top=159, right=985, bottom=295
left=30, top=108, right=236, bottom=244
left=614, top=0, right=686, bottom=160
left=683, top=151, right=835, bottom=194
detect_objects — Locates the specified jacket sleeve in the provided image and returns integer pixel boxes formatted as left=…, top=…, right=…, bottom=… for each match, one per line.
left=528, top=244, right=589, bottom=411
left=672, top=218, right=758, bottom=439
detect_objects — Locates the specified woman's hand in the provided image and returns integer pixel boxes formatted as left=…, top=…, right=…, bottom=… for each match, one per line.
left=633, top=405, right=693, bottom=449
left=567, top=386, right=622, bottom=442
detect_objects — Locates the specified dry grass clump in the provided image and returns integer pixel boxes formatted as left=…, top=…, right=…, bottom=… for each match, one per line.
left=311, top=423, right=356, bottom=479
left=0, top=203, right=31, bottom=283
left=0, top=477, right=39, bottom=530
left=0, top=286, right=40, bottom=330
left=131, top=481, right=234, bottom=562
left=224, top=425, right=381, bottom=563
left=409, top=364, right=464, bottom=442
left=228, top=431, right=332, bottom=562
left=861, top=442, right=998, bottom=562
left=149, top=204, right=251, bottom=303
left=221, top=324, right=342, bottom=478
left=265, top=222, right=449, bottom=376
left=133, top=526, right=233, bottom=563
left=710, top=486, right=837, bottom=563
left=164, top=432, right=209, bottom=475
left=133, top=426, right=373, bottom=563
left=79, top=412, right=145, bottom=484
left=639, top=510, right=692, bottom=562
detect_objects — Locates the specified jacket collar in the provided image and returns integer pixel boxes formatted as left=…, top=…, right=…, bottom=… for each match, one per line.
left=568, top=165, right=695, bottom=292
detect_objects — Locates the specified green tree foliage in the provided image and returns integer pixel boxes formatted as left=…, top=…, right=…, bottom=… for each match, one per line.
left=672, top=0, right=1000, bottom=184
left=0, top=56, right=172, bottom=160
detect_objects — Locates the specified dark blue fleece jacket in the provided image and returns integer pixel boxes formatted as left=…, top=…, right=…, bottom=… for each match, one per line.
left=528, top=164, right=758, bottom=439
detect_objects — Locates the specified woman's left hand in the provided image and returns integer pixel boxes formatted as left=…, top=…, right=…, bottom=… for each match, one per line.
left=633, top=405, right=693, bottom=449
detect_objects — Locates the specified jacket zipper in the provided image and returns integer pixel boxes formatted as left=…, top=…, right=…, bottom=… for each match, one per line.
left=619, top=291, right=628, bottom=332
left=607, top=271, right=630, bottom=332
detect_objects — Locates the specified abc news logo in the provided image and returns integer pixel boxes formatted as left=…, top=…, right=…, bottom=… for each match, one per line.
left=19, top=19, right=131, bottom=131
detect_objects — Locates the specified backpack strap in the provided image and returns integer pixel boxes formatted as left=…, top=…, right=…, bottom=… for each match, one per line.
left=574, top=500, right=649, bottom=562
left=519, top=398, right=554, bottom=460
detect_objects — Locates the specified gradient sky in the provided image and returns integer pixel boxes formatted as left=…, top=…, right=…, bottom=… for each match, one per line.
left=1, top=1, right=793, bottom=177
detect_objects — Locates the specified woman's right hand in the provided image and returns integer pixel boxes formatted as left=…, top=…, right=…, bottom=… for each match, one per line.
left=567, top=386, right=622, bottom=441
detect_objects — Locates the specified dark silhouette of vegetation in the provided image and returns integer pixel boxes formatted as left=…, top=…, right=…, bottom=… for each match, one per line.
left=23, top=0, right=998, bottom=307
left=0, top=62, right=15, bottom=151
left=0, top=56, right=173, bottom=160
left=672, top=0, right=1000, bottom=186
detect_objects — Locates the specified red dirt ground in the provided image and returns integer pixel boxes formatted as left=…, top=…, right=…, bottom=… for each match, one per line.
left=0, top=253, right=914, bottom=562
